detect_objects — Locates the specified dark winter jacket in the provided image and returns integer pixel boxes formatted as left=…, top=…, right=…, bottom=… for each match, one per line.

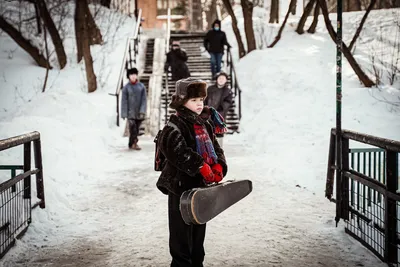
left=164, top=48, right=191, bottom=81
left=204, top=84, right=232, bottom=119
left=204, top=19, right=231, bottom=54
left=121, top=81, right=147, bottom=119
left=156, top=106, right=227, bottom=196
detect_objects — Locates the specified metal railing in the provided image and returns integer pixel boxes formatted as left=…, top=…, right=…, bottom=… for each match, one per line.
left=217, top=4, right=242, bottom=124
left=110, top=8, right=142, bottom=127
left=164, top=8, right=171, bottom=125
left=0, top=131, right=45, bottom=259
left=326, top=129, right=399, bottom=265
left=225, top=48, right=242, bottom=121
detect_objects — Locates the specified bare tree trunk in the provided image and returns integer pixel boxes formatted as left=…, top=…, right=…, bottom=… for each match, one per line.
left=268, top=0, right=296, bottom=47
left=76, top=0, right=97, bottom=92
left=222, top=0, right=246, bottom=58
left=84, top=2, right=103, bottom=45
left=100, top=0, right=111, bottom=8
left=34, top=2, right=42, bottom=34
left=42, top=21, right=50, bottom=93
left=317, top=0, right=374, bottom=87
left=290, top=0, right=297, bottom=14
left=0, top=16, right=50, bottom=68
left=307, top=1, right=320, bottom=33
left=241, top=0, right=257, bottom=53
left=36, top=0, right=67, bottom=69
left=74, top=1, right=83, bottom=63
left=296, top=0, right=316, bottom=34
left=269, top=0, right=280, bottom=23
left=348, top=0, right=376, bottom=51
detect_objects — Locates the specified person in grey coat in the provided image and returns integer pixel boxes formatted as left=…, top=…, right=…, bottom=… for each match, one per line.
left=204, top=72, right=232, bottom=146
left=121, top=68, right=147, bottom=150
left=204, top=72, right=232, bottom=119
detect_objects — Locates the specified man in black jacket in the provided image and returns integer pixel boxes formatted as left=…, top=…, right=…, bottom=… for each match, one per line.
left=203, top=19, right=231, bottom=79
left=164, top=40, right=191, bottom=81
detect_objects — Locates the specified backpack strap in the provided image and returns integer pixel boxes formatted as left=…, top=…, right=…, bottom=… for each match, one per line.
left=166, top=121, right=180, bottom=132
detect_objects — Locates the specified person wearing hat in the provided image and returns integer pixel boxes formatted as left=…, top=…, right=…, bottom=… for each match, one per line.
left=204, top=19, right=231, bottom=79
left=121, top=67, right=147, bottom=150
left=204, top=71, right=233, bottom=147
left=164, top=40, right=191, bottom=81
left=156, top=77, right=228, bottom=266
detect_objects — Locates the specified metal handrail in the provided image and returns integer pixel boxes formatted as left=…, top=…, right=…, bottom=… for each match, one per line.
left=165, top=8, right=171, bottom=54
left=227, top=49, right=242, bottom=120
left=110, top=8, right=142, bottom=127
left=217, top=4, right=242, bottom=121
left=133, top=8, right=142, bottom=39
left=164, top=8, right=171, bottom=125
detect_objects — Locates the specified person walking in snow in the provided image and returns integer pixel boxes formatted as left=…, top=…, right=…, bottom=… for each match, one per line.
left=164, top=40, right=191, bottom=81
left=121, top=67, right=147, bottom=150
left=204, top=71, right=232, bottom=147
left=156, top=77, right=228, bottom=267
left=203, top=19, right=231, bottom=79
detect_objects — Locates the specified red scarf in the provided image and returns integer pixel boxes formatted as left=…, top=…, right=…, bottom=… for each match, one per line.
left=193, top=124, right=218, bottom=165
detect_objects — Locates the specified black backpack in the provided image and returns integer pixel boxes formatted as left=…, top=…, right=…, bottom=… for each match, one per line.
left=154, top=130, right=166, bottom=171
left=154, top=121, right=179, bottom=171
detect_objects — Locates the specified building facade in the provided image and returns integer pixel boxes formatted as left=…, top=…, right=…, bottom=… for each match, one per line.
left=137, top=0, right=202, bottom=31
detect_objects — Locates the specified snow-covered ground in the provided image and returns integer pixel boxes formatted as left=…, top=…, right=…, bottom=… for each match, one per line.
left=1, top=3, right=400, bottom=267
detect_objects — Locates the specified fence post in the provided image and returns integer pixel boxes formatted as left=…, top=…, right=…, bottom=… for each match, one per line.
left=33, top=139, right=45, bottom=209
left=326, top=130, right=336, bottom=199
left=23, top=142, right=31, bottom=199
left=341, top=137, right=349, bottom=221
left=335, top=133, right=342, bottom=225
left=385, top=150, right=398, bottom=263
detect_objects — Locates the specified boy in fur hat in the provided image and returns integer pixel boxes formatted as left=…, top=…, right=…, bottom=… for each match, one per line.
left=121, top=67, right=147, bottom=150
left=156, top=77, right=228, bottom=266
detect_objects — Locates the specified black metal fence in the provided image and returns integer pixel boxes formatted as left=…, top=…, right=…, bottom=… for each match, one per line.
left=0, top=131, right=45, bottom=259
left=326, top=129, right=399, bottom=266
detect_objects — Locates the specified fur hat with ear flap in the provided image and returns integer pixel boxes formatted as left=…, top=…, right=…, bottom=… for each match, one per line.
left=169, top=78, right=207, bottom=109
left=126, top=67, right=138, bottom=78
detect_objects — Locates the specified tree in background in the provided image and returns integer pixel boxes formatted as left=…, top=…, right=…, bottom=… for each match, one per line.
left=269, top=0, right=279, bottom=23
left=0, top=0, right=68, bottom=69
left=100, top=0, right=111, bottom=8
left=0, top=15, right=49, bottom=68
left=268, top=0, right=296, bottom=47
left=241, top=0, right=257, bottom=53
left=221, top=0, right=246, bottom=58
left=34, top=0, right=67, bottom=69
left=75, top=0, right=98, bottom=92
left=317, top=0, right=375, bottom=87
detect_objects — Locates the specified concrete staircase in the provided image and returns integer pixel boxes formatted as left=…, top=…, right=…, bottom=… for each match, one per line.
left=161, top=33, right=240, bottom=133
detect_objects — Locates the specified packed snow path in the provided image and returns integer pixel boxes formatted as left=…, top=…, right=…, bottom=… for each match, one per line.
left=2, top=136, right=385, bottom=267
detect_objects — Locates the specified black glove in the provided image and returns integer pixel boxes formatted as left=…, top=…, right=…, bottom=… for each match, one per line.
left=138, top=113, right=145, bottom=120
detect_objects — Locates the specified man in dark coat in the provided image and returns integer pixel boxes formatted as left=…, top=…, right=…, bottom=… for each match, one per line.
left=121, top=67, right=147, bottom=150
left=164, top=40, right=191, bottom=81
left=204, top=71, right=232, bottom=120
left=203, top=19, right=231, bottom=79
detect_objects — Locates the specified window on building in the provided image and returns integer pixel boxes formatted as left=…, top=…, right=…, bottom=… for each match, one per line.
left=157, top=0, right=184, bottom=15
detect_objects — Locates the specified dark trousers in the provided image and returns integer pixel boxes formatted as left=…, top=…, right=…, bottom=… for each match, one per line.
left=128, top=119, right=142, bottom=147
left=210, top=52, right=223, bottom=79
left=168, top=192, right=206, bottom=267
